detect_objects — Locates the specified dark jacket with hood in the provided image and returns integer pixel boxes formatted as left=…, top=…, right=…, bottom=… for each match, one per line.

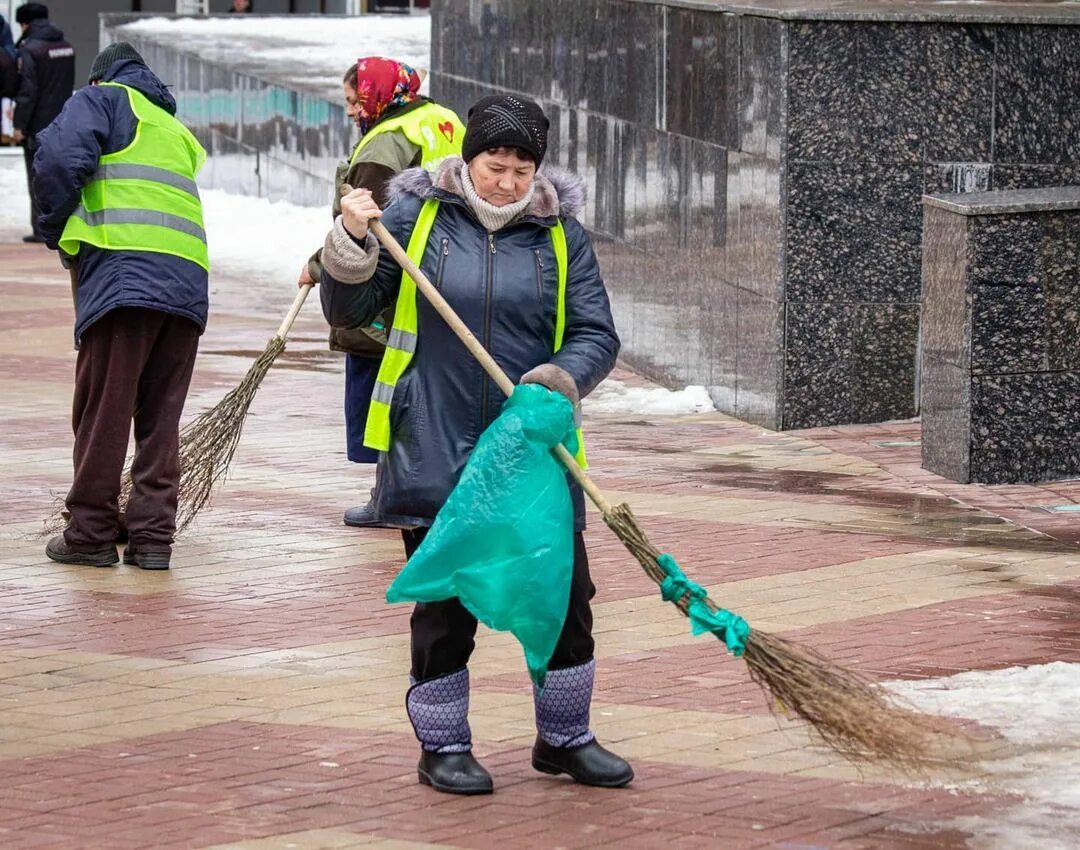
left=13, top=18, right=73, bottom=137
left=33, top=58, right=209, bottom=347
left=320, top=158, right=620, bottom=531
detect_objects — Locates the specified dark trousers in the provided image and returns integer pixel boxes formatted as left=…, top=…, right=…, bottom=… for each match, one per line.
left=65, top=308, right=200, bottom=549
left=22, top=137, right=41, bottom=238
left=344, top=353, right=380, bottom=464
left=403, top=528, right=596, bottom=681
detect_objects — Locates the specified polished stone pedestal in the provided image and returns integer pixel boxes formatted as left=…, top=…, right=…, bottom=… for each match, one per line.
left=921, top=188, right=1080, bottom=484
left=431, top=0, right=1080, bottom=428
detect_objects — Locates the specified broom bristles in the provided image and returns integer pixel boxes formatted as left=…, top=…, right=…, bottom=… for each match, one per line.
left=603, top=502, right=975, bottom=773
left=43, top=335, right=286, bottom=537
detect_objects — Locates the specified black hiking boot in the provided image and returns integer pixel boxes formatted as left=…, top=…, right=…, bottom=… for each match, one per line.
left=45, top=535, right=118, bottom=567
left=123, top=545, right=171, bottom=570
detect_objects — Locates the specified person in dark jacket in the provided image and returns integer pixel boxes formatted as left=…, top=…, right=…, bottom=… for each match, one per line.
left=301, top=57, right=463, bottom=530
left=12, top=3, right=73, bottom=242
left=34, top=43, right=209, bottom=572
left=320, top=94, right=631, bottom=796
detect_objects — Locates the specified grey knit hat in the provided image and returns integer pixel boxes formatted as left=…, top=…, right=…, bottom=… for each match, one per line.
left=462, top=94, right=549, bottom=166
left=88, top=42, right=144, bottom=83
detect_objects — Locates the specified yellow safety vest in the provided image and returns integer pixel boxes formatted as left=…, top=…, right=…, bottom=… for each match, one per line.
left=350, top=101, right=465, bottom=171
left=364, top=199, right=588, bottom=468
left=59, top=82, right=208, bottom=270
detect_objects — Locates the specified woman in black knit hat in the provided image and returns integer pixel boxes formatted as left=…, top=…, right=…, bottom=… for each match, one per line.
left=318, top=94, right=631, bottom=795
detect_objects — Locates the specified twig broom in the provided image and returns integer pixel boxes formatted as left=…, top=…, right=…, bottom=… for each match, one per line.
left=370, top=217, right=971, bottom=773
left=45, top=284, right=313, bottom=536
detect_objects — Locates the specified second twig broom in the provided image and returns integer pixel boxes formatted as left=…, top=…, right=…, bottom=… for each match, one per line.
left=370, top=217, right=971, bottom=773
left=45, top=284, right=313, bottom=535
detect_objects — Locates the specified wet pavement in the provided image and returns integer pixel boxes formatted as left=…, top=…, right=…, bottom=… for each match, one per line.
left=0, top=240, right=1078, bottom=849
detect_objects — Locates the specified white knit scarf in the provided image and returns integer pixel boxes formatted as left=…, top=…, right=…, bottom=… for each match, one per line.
left=460, top=163, right=536, bottom=232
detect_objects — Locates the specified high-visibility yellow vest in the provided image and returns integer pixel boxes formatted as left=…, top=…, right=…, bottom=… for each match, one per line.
left=59, top=82, right=208, bottom=271
left=364, top=199, right=588, bottom=468
left=350, top=101, right=465, bottom=171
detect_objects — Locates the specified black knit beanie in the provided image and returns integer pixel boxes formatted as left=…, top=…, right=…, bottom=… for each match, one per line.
left=88, top=42, right=144, bottom=83
left=15, top=3, right=48, bottom=25
left=461, top=94, right=549, bottom=166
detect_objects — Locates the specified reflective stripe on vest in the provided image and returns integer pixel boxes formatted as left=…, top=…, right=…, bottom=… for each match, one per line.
left=350, top=102, right=465, bottom=171
left=59, top=82, right=209, bottom=270
left=363, top=200, right=588, bottom=468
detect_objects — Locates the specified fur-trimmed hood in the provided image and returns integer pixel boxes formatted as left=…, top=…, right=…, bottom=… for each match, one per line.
left=387, top=156, right=586, bottom=220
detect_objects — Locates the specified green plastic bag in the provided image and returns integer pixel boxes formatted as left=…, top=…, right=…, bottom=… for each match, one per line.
left=386, top=384, right=577, bottom=685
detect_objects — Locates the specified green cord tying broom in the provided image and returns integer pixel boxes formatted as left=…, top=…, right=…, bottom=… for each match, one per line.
left=370, top=217, right=971, bottom=774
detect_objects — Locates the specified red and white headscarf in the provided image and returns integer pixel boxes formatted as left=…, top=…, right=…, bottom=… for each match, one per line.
left=353, top=56, right=422, bottom=134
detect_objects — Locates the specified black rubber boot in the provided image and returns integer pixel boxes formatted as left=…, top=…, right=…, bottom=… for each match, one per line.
left=532, top=736, right=634, bottom=788
left=418, top=750, right=493, bottom=795
left=123, top=545, right=171, bottom=570
left=45, top=535, right=118, bottom=567
left=407, top=669, right=493, bottom=794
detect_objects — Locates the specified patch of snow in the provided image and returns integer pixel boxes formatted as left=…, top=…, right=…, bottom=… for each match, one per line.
left=201, top=188, right=328, bottom=286
left=0, top=148, right=30, bottom=240
left=584, top=380, right=715, bottom=415
left=889, top=662, right=1080, bottom=850
left=116, top=15, right=431, bottom=97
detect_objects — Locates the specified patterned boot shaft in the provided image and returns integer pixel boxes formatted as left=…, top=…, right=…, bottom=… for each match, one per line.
left=533, top=658, right=596, bottom=748
left=406, top=668, right=472, bottom=753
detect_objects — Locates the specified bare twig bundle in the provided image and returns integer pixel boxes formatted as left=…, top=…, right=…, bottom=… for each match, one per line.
left=605, top=502, right=971, bottom=772
left=167, top=335, right=285, bottom=533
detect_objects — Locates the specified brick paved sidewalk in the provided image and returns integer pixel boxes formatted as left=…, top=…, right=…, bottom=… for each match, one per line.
left=0, top=241, right=1077, bottom=849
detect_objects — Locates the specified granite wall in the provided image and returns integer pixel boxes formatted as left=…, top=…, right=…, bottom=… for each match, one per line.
left=430, top=0, right=1080, bottom=429
left=921, top=189, right=1080, bottom=484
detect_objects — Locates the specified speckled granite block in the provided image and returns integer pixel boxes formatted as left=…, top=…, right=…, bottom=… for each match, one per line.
left=970, top=373, right=1080, bottom=483
left=994, top=26, right=1080, bottom=165
left=921, top=196, right=1080, bottom=483
left=783, top=302, right=917, bottom=429
left=786, top=160, right=923, bottom=303
left=924, top=25, right=995, bottom=163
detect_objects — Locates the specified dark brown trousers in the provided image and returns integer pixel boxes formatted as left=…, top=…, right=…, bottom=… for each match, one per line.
left=64, top=308, right=200, bottom=550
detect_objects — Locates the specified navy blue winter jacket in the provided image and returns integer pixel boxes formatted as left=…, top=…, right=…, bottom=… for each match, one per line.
left=321, top=160, right=620, bottom=531
left=12, top=19, right=73, bottom=137
left=32, top=59, right=209, bottom=347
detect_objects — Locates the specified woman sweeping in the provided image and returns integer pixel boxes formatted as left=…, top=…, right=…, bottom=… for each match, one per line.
left=319, top=94, right=631, bottom=795
left=301, top=57, right=463, bottom=528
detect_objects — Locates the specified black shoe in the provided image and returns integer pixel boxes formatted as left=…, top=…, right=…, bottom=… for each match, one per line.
left=343, top=501, right=380, bottom=528
left=45, top=535, right=118, bottom=567
left=123, top=545, right=171, bottom=570
left=417, top=750, right=493, bottom=795
left=532, top=737, right=633, bottom=788
left=21, top=233, right=45, bottom=243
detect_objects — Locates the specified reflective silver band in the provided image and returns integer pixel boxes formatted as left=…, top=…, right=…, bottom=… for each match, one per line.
left=573, top=404, right=583, bottom=429
left=91, top=164, right=200, bottom=198
left=72, top=207, right=206, bottom=242
left=372, top=381, right=395, bottom=406
left=387, top=327, right=417, bottom=354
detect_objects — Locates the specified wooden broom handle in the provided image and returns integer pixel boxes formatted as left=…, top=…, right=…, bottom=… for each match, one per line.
left=275, top=282, right=313, bottom=340
left=369, top=218, right=613, bottom=515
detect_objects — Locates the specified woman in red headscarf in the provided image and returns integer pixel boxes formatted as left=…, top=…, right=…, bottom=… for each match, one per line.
left=300, top=57, right=464, bottom=529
